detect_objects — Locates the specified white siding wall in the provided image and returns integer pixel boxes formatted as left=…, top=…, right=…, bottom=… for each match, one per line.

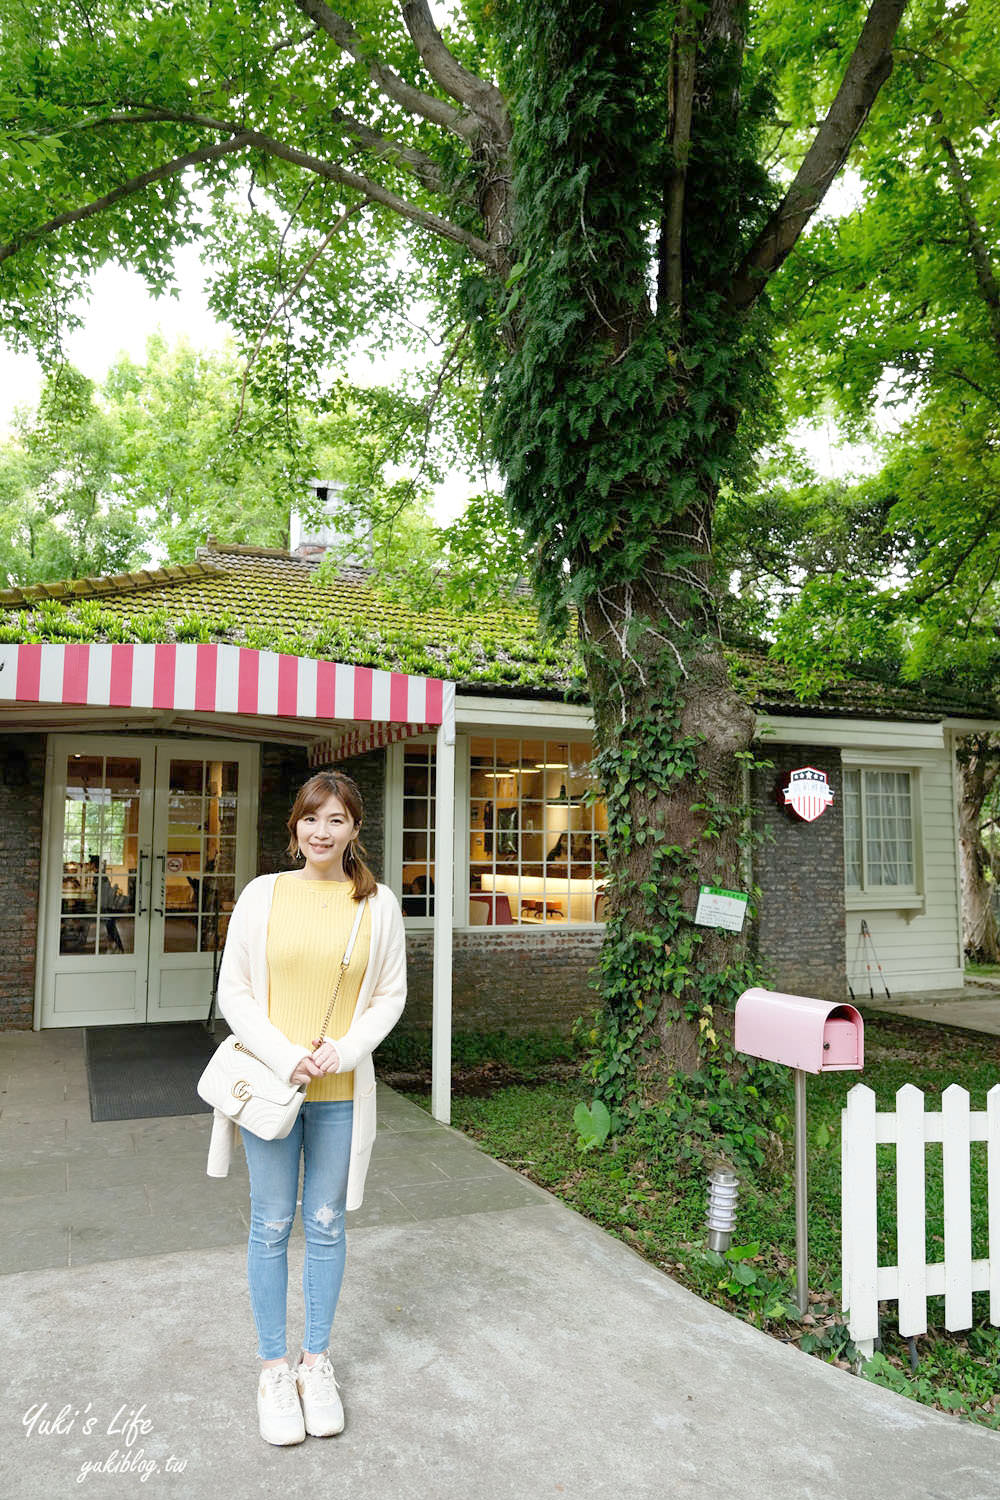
left=843, top=747, right=964, bottom=996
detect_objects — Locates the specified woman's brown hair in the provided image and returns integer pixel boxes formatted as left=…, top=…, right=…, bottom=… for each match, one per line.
left=285, top=771, right=378, bottom=900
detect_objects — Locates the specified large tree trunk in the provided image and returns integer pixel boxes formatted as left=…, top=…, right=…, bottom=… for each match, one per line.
left=579, top=540, right=757, bottom=1086
left=957, top=735, right=1000, bottom=964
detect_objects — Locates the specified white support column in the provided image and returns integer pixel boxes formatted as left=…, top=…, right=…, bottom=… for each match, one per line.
left=431, top=684, right=456, bottom=1124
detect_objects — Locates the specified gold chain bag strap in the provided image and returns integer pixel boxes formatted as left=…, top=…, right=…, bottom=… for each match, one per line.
left=197, top=896, right=368, bottom=1141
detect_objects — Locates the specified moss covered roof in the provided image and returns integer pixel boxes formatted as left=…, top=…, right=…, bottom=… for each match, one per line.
left=0, top=543, right=586, bottom=699
left=1, top=543, right=997, bottom=722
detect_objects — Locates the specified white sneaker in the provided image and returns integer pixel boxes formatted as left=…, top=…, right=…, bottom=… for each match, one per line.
left=257, top=1361, right=306, bottom=1446
left=296, top=1351, right=345, bottom=1436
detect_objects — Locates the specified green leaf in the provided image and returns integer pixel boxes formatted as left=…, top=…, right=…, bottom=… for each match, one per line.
left=573, top=1098, right=611, bottom=1151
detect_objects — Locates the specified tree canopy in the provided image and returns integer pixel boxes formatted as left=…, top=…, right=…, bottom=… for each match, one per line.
left=5, top=0, right=972, bottom=1153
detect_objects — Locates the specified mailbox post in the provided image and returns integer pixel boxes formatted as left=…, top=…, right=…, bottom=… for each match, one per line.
left=735, top=989, right=864, bottom=1317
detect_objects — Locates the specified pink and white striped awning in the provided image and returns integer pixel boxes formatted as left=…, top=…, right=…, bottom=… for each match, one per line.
left=0, top=642, right=454, bottom=755
left=308, top=720, right=436, bottom=767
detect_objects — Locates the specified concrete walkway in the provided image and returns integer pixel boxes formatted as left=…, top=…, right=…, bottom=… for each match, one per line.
left=863, top=979, right=1000, bottom=1040
left=1, top=1028, right=998, bottom=1500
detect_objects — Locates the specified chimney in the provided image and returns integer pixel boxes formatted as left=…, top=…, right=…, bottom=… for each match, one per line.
left=289, top=482, right=374, bottom=565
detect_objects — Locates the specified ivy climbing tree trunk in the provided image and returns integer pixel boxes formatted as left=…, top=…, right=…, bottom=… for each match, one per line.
left=582, top=574, right=757, bottom=1084
left=486, top=0, right=905, bottom=1111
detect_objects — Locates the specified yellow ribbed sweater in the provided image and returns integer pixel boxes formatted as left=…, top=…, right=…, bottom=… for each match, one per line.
left=265, top=872, right=372, bottom=1101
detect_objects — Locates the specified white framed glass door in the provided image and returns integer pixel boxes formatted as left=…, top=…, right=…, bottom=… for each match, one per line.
left=40, top=736, right=257, bottom=1027
left=145, top=747, right=246, bottom=1022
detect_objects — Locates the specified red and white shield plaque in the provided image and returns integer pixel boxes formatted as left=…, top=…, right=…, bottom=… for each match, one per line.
left=782, top=766, right=834, bottom=823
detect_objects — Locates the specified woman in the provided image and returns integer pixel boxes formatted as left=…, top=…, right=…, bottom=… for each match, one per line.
left=205, top=770, right=406, bottom=1446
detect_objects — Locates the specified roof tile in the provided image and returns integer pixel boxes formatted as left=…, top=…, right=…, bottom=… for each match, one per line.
left=2, top=545, right=997, bottom=720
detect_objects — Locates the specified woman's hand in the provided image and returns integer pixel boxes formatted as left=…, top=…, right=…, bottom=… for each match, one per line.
left=310, top=1037, right=341, bottom=1075
left=290, top=1054, right=324, bottom=1086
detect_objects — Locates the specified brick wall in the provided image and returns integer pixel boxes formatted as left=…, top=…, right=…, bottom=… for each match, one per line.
left=335, top=749, right=386, bottom=880
left=257, top=744, right=310, bottom=874
left=403, top=928, right=603, bottom=1035
left=0, top=736, right=46, bottom=1028
left=258, top=746, right=385, bottom=878
left=751, top=744, right=846, bottom=1000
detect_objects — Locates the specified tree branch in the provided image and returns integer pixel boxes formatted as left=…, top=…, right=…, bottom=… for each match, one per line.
left=906, top=500, right=1000, bottom=606
left=728, top=0, right=907, bottom=312
left=938, top=130, right=1000, bottom=360
left=292, top=0, right=481, bottom=140
left=400, top=0, right=510, bottom=143
left=657, top=9, right=696, bottom=313
left=241, top=128, right=493, bottom=261
left=0, top=132, right=253, bottom=266
left=18, top=108, right=493, bottom=262
left=233, top=201, right=366, bottom=433
left=328, top=107, right=445, bottom=193
left=44, top=100, right=448, bottom=197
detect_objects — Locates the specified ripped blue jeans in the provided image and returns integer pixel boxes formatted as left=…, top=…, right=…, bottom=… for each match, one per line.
left=240, top=1099, right=353, bottom=1360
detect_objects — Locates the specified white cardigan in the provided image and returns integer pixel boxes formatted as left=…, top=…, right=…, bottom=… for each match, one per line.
left=205, top=873, right=406, bottom=1211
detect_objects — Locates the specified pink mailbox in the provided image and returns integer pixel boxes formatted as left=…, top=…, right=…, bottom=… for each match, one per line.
left=734, top=988, right=864, bottom=1074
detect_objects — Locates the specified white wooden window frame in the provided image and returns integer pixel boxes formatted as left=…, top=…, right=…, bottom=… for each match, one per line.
left=388, top=732, right=607, bottom=932
left=841, top=750, right=926, bottom=912
left=386, top=739, right=433, bottom=929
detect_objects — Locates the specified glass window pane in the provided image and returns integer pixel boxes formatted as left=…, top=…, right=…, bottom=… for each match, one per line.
left=106, top=758, right=140, bottom=793
left=208, top=839, right=236, bottom=874
left=403, top=798, right=428, bottom=828
left=842, top=770, right=862, bottom=887
left=403, top=768, right=430, bottom=799
left=97, top=908, right=133, bottom=953
left=217, top=793, right=238, bottom=837
left=169, top=795, right=203, bottom=829
left=166, top=867, right=199, bottom=911
left=201, top=913, right=230, bottom=951
left=201, top=875, right=236, bottom=914
left=404, top=830, right=428, bottom=861
left=163, top=916, right=198, bottom=953
left=60, top=917, right=95, bottom=954
left=402, top=869, right=433, bottom=916
left=170, top=761, right=204, bottom=794
left=202, top=760, right=238, bottom=797
left=66, top=755, right=104, bottom=797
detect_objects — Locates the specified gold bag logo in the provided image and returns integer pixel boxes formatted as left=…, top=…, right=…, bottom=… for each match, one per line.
left=231, top=1079, right=252, bottom=1102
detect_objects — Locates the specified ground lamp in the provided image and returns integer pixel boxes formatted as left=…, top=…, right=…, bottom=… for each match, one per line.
left=734, top=989, right=864, bottom=1317
left=707, top=1169, right=740, bottom=1253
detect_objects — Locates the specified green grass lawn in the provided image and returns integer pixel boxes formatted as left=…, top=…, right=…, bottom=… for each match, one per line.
left=380, top=1013, right=1000, bottom=1428
left=965, top=960, right=1000, bottom=979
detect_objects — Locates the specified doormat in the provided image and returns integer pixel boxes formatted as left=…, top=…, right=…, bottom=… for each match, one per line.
left=84, top=1022, right=227, bottom=1122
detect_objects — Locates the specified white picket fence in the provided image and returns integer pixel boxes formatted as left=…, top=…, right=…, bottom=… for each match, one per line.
left=841, top=1083, right=1000, bottom=1357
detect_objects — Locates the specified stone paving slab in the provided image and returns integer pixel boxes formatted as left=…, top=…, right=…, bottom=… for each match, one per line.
left=2, top=1205, right=999, bottom=1500
left=0, top=1034, right=545, bottom=1275
left=863, top=990, right=1000, bottom=1040
left=3, top=1025, right=1000, bottom=1499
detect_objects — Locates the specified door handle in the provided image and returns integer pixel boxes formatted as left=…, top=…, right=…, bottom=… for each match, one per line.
left=153, top=853, right=166, bottom=916
left=137, top=850, right=149, bottom=917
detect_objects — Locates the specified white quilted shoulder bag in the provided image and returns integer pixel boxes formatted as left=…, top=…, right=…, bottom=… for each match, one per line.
left=198, top=896, right=368, bottom=1140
